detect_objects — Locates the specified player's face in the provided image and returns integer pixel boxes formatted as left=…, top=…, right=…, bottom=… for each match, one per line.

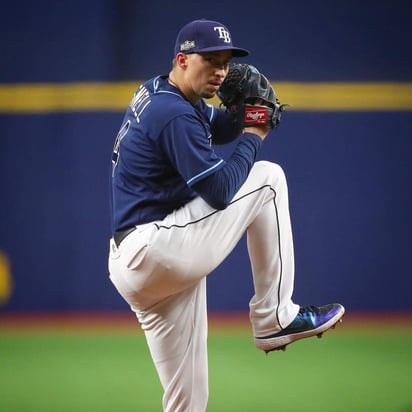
left=185, top=51, right=232, bottom=100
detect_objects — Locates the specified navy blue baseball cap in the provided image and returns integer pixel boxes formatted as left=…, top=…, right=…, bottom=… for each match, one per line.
left=174, top=19, right=249, bottom=57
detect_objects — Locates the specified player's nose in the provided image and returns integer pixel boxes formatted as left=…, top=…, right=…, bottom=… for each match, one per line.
left=215, top=67, right=227, bottom=80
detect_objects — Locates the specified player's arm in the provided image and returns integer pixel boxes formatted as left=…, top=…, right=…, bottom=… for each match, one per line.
left=191, top=64, right=288, bottom=208
left=191, top=132, right=262, bottom=209
left=208, top=107, right=242, bottom=145
left=162, top=111, right=263, bottom=210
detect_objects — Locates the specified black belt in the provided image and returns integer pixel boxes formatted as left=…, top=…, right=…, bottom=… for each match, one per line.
left=113, top=226, right=137, bottom=247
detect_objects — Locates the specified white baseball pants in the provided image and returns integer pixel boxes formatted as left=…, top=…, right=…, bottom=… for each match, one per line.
left=108, top=160, right=299, bottom=412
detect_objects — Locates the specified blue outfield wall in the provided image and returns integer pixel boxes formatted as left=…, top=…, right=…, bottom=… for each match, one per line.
left=0, top=1, right=411, bottom=312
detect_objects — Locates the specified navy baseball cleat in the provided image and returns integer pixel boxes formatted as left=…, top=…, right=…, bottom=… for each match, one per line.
left=255, top=303, right=345, bottom=353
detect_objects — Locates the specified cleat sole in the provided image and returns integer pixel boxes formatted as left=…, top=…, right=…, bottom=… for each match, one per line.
left=265, top=344, right=287, bottom=354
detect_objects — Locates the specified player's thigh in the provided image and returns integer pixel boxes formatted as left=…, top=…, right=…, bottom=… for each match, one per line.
left=111, top=160, right=285, bottom=306
left=151, top=161, right=283, bottom=278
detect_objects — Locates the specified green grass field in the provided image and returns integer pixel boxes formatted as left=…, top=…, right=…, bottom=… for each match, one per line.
left=1, top=313, right=411, bottom=412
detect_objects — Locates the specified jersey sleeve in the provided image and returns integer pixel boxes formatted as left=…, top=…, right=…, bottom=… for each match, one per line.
left=200, top=101, right=241, bottom=145
left=209, top=107, right=242, bottom=145
left=192, top=132, right=262, bottom=209
left=160, top=113, right=225, bottom=186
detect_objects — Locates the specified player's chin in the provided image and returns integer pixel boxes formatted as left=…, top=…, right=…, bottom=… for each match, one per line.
left=201, top=84, right=220, bottom=99
left=201, top=92, right=215, bottom=100
left=201, top=89, right=217, bottom=99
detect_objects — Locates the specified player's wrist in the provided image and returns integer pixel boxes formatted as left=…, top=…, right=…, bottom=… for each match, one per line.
left=243, top=126, right=270, bottom=140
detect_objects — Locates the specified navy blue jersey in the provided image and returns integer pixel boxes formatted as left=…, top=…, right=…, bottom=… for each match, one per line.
left=111, top=75, right=245, bottom=232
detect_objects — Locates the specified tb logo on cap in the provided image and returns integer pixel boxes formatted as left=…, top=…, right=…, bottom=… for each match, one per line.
left=214, top=26, right=231, bottom=43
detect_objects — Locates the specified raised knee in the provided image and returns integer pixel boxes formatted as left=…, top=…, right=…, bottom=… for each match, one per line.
left=253, top=161, right=286, bottom=185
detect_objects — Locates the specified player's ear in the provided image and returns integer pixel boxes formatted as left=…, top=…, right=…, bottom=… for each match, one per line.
left=175, top=52, right=188, bottom=69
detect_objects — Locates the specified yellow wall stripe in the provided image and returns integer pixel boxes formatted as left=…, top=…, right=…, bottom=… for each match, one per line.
left=1, top=81, right=412, bottom=113
left=0, top=251, right=12, bottom=305
left=273, top=82, right=412, bottom=111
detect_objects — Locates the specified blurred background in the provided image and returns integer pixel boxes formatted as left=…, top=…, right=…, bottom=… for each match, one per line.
left=1, top=0, right=411, bottom=315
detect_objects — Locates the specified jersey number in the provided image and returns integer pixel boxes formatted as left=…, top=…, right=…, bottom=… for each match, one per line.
left=112, top=120, right=131, bottom=176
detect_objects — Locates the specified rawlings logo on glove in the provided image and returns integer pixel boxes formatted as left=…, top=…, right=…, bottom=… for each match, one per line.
left=244, top=106, right=268, bottom=124
left=217, top=64, right=288, bottom=129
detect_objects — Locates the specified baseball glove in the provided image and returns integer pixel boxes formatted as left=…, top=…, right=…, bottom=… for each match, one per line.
left=217, top=64, right=288, bottom=129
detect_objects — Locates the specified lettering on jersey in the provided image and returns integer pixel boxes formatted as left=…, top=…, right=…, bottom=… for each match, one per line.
left=130, top=86, right=151, bottom=123
left=112, top=120, right=131, bottom=175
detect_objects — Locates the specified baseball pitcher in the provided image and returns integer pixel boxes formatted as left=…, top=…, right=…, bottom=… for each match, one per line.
left=108, top=19, right=344, bottom=412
